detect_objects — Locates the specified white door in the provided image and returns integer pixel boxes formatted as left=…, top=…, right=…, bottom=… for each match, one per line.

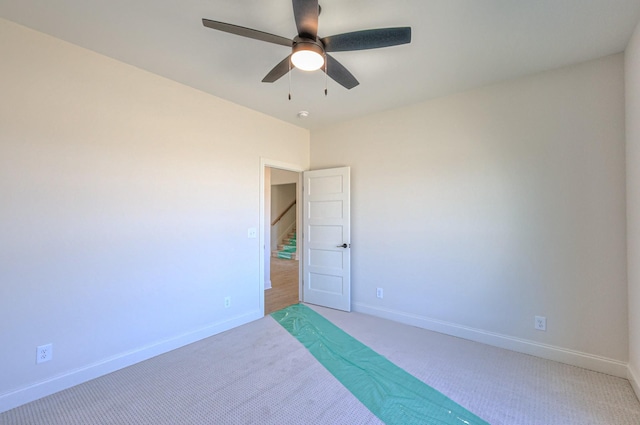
left=302, top=167, right=351, bottom=312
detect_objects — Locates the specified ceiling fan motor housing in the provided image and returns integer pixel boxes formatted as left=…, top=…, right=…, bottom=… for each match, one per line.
left=293, top=36, right=325, bottom=54
left=291, top=36, right=325, bottom=71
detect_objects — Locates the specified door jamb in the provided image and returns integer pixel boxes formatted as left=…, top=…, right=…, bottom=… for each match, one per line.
left=259, top=158, right=304, bottom=315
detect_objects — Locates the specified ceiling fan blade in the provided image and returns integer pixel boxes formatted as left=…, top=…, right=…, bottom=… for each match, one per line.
left=292, top=0, right=319, bottom=38
left=323, top=54, right=359, bottom=90
left=322, top=27, right=411, bottom=52
left=262, top=55, right=292, bottom=83
left=202, top=19, right=293, bottom=47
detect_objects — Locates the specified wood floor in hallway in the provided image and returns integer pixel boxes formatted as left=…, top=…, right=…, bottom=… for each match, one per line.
left=265, top=257, right=299, bottom=315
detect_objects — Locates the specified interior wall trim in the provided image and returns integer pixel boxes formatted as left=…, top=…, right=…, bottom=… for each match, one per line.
left=628, top=365, right=640, bottom=401
left=353, top=302, right=628, bottom=379
left=0, top=311, right=262, bottom=414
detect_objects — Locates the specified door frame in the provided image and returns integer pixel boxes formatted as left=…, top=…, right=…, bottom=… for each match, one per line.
left=259, top=158, right=304, bottom=314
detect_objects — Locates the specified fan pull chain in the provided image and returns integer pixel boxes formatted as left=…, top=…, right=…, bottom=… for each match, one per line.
left=324, top=55, right=328, bottom=96
left=288, top=59, right=292, bottom=100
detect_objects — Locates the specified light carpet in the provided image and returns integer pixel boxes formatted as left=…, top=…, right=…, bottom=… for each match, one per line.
left=1, top=305, right=639, bottom=424
left=273, top=304, right=488, bottom=424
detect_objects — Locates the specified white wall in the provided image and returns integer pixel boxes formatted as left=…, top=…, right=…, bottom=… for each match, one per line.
left=311, top=54, right=628, bottom=375
left=626, top=19, right=640, bottom=396
left=270, top=183, right=296, bottom=251
left=271, top=168, right=299, bottom=185
left=0, top=18, right=309, bottom=411
left=1, top=12, right=634, bottom=412
left=271, top=184, right=296, bottom=220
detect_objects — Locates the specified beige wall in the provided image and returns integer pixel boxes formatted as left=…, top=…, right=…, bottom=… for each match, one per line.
left=2, top=11, right=638, bottom=412
left=311, top=54, right=628, bottom=375
left=0, top=18, right=309, bottom=411
left=271, top=184, right=296, bottom=219
left=270, top=168, right=299, bottom=185
left=626, top=19, right=640, bottom=396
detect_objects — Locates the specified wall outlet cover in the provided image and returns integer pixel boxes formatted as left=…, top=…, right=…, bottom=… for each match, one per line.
left=37, top=343, right=53, bottom=364
left=535, top=316, right=547, bottom=331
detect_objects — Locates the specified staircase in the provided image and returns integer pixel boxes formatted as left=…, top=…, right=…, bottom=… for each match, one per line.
left=272, top=229, right=297, bottom=260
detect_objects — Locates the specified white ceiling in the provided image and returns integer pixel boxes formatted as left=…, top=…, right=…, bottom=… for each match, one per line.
left=1, top=0, right=640, bottom=130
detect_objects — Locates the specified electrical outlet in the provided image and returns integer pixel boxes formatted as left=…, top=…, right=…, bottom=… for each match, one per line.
left=376, top=288, right=383, bottom=299
left=247, top=228, right=257, bottom=239
left=224, top=296, right=231, bottom=308
left=535, top=316, right=547, bottom=331
left=36, top=343, right=53, bottom=364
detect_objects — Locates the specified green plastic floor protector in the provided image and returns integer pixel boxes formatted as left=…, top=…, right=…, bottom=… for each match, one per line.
left=271, top=304, right=489, bottom=425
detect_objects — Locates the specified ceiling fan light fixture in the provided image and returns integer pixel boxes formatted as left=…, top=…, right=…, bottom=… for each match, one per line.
left=203, top=4, right=411, bottom=90
left=291, top=42, right=325, bottom=71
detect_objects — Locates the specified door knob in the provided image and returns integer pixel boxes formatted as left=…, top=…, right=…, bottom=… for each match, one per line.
left=337, top=243, right=348, bottom=248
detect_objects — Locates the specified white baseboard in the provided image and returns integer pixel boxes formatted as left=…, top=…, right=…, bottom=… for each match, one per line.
left=265, top=279, right=272, bottom=290
left=0, top=310, right=262, bottom=414
left=629, top=365, right=640, bottom=402
left=353, top=302, right=628, bottom=378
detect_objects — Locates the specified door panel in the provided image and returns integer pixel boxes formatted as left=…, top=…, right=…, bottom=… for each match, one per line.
left=302, top=167, right=351, bottom=312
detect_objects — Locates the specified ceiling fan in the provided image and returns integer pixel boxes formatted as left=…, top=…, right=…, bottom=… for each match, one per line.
left=202, top=0, right=411, bottom=90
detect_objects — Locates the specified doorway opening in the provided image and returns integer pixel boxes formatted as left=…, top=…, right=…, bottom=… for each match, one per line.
left=260, top=161, right=303, bottom=316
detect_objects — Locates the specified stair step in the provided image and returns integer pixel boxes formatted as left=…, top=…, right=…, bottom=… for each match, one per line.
left=272, top=250, right=298, bottom=260
left=277, top=245, right=296, bottom=252
left=272, top=228, right=297, bottom=260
